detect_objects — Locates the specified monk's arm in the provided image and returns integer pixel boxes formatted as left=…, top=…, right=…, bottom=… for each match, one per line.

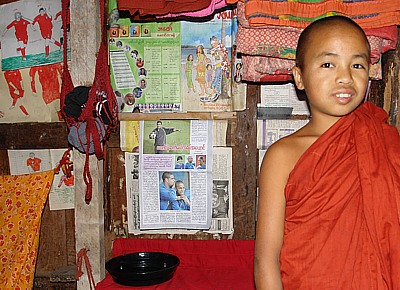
left=254, top=143, right=289, bottom=290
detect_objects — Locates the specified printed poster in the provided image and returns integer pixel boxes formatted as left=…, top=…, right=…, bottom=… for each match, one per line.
left=180, top=10, right=234, bottom=112
left=109, top=21, right=182, bottom=113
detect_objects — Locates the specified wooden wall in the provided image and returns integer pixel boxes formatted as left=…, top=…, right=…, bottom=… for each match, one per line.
left=0, top=28, right=398, bottom=287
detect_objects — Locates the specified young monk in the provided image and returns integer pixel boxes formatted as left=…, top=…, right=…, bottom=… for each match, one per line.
left=254, top=16, right=400, bottom=289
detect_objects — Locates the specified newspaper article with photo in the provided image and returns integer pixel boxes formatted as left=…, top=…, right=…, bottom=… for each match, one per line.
left=8, top=148, right=74, bottom=210
left=125, top=152, right=198, bottom=235
left=205, top=147, right=233, bottom=234
left=139, top=119, right=213, bottom=230
left=125, top=147, right=234, bottom=234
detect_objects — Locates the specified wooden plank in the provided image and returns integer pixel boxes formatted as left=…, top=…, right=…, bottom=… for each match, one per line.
left=36, top=201, right=69, bottom=273
left=0, top=150, right=10, bottom=175
left=0, top=122, right=69, bottom=150
left=232, top=84, right=258, bottom=240
left=118, top=111, right=237, bottom=121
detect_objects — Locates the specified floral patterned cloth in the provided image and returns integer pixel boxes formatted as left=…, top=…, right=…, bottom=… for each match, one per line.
left=0, top=170, right=54, bottom=290
left=228, top=0, right=400, bottom=29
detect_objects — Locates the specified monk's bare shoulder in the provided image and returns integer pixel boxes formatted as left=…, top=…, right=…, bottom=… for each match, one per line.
left=263, top=125, right=319, bottom=175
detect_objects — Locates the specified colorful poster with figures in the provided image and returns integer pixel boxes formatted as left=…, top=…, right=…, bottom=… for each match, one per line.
left=109, top=20, right=182, bottom=113
left=180, top=10, right=234, bottom=112
left=0, top=0, right=64, bottom=70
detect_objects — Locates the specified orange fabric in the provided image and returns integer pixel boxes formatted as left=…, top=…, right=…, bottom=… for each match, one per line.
left=281, top=102, right=400, bottom=289
left=236, top=0, right=400, bottom=29
left=0, top=170, right=54, bottom=290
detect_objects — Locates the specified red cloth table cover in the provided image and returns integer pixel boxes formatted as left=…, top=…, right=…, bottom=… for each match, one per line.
left=96, top=238, right=255, bottom=289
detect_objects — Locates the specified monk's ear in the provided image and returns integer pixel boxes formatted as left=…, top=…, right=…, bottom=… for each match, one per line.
left=292, top=66, right=304, bottom=90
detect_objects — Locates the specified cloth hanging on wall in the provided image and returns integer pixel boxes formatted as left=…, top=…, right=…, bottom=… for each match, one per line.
left=0, top=170, right=55, bottom=289
left=234, top=1, right=398, bottom=82
left=118, top=0, right=212, bottom=17
left=226, top=0, right=400, bottom=29
left=156, top=0, right=228, bottom=18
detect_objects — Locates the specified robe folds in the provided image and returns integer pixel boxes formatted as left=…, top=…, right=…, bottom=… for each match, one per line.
left=281, top=102, right=400, bottom=289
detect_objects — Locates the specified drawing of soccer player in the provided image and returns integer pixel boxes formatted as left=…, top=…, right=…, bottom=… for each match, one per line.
left=32, top=7, right=62, bottom=57
left=4, top=69, right=29, bottom=117
left=2, top=11, right=33, bottom=60
left=29, top=63, right=62, bottom=117
left=26, top=152, right=42, bottom=173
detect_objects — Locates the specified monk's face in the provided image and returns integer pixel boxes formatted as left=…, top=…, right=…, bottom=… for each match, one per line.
left=292, top=23, right=370, bottom=121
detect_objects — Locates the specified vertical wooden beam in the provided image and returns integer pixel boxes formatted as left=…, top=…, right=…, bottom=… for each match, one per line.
left=69, top=0, right=104, bottom=288
left=70, top=0, right=100, bottom=86
left=232, top=84, right=258, bottom=239
left=74, top=152, right=105, bottom=287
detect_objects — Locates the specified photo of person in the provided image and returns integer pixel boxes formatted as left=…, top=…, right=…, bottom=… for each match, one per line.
left=130, top=154, right=139, bottom=179
left=174, top=180, right=190, bottom=210
left=212, top=181, right=229, bottom=218
left=159, top=171, right=191, bottom=211
left=124, top=93, right=135, bottom=106
left=136, top=57, right=144, bottom=68
left=148, top=120, right=181, bottom=154
left=159, top=171, right=176, bottom=210
left=175, top=156, right=184, bottom=169
left=133, top=87, right=142, bottom=98
left=143, top=120, right=191, bottom=155
left=196, top=155, right=206, bottom=169
left=139, top=79, right=147, bottom=89
left=138, top=68, right=147, bottom=77
left=130, top=49, right=138, bottom=59
left=185, top=156, right=195, bottom=169
left=123, top=44, right=131, bottom=52
left=234, top=62, right=243, bottom=83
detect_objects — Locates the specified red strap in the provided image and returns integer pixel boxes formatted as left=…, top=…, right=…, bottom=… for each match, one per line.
left=76, top=248, right=96, bottom=290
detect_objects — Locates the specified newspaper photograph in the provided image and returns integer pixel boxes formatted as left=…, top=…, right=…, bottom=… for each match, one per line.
left=139, top=119, right=213, bottom=230
left=205, top=147, right=233, bottom=234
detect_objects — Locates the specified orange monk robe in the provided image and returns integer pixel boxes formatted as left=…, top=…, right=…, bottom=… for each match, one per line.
left=281, top=102, right=400, bottom=289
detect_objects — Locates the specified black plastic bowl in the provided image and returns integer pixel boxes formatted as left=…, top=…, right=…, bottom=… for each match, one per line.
left=105, top=252, right=180, bottom=286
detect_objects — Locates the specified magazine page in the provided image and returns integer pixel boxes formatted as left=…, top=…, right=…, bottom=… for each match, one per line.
left=139, top=119, right=213, bottom=230
left=180, top=9, right=235, bottom=112
left=109, top=21, right=182, bottom=113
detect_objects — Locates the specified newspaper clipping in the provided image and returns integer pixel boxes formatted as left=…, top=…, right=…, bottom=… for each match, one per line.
left=125, top=147, right=234, bottom=234
left=139, top=119, right=213, bottom=230
left=206, top=147, right=233, bottom=234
